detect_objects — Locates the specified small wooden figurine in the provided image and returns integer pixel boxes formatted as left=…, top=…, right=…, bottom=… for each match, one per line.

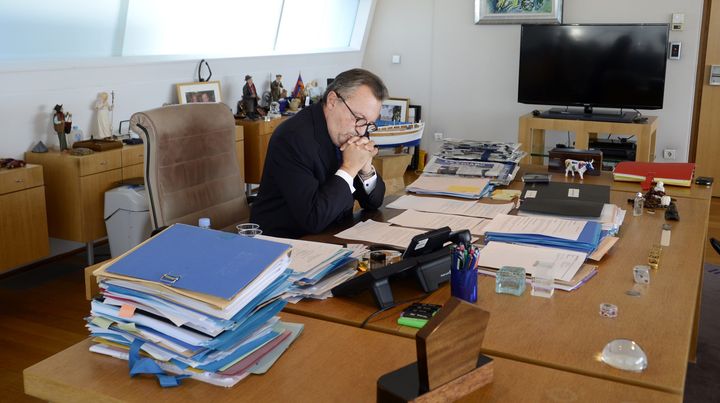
left=52, top=104, right=69, bottom=151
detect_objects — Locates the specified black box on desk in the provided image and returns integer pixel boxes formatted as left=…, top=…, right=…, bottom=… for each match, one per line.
left=548, top=148, right=602, bottom=176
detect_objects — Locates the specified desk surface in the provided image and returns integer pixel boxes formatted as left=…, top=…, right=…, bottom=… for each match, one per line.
left=24, top=313, right=680, bottom=403
left=287, top=190, right=709, bottom=395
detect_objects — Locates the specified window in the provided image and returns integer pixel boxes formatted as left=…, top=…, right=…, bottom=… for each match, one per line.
left=0, top=0, right=370, bottom=63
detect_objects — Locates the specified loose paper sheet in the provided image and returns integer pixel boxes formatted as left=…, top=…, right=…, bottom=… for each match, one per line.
left=386, top=195, right=513, bottom=218
left=334, top=220, right=425, bottom=249
left=481, top=214, right=586, bottom=241
left=388, top=210, right=488, bottom=235
left=477, top=242, right=587, bottom=282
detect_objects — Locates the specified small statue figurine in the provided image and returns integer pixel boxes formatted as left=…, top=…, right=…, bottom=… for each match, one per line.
left=304, top=79, right=322, bottom=104
left=270, top=74, right=284, bottom=102
left=564, top=158, right=594, bottom=180
left=242, top=75, right=259, bottom=119
left=95, top=92, right=114, bottom=138
left=644, top=181, right=667, bottom=209
left=52, top=104, right=69, bottom=151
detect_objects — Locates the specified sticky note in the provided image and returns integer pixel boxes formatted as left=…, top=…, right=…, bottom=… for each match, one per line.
left=91, top=316, right=114, bottom=329
left=119, top=304, right=136, bottom=318
left=447, top=185, right=480, bottom=193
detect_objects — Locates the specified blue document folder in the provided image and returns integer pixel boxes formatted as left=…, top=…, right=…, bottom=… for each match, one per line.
left=105, top=224, right=291, bottom=300
left=485, top=220, right=602, bottom=254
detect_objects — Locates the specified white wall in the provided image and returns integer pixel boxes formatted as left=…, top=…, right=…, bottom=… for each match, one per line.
left=363, top=0, right=703, bottom=161
left=0, top=52, right=363, bottom=160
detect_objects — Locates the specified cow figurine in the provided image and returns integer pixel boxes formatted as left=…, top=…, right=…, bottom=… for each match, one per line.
left=564, top=159, right=594, bottom=180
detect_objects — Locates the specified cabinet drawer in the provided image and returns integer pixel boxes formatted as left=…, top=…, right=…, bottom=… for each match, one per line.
left=0, top=165, right=42, bottom=194
left=122, top=146, right=145, bottom=166
left=78, top=150, right=121, bottom=176
left=0, top=169, right=29, bottom=194
left=122, top=164, right=144, bottom=181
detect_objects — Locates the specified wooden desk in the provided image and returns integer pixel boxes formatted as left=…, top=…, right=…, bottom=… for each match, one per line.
left=287, top=191, right=708, bottom=395
left=518, top=113, right=658, bottom=165
left=23, top=313, right=679, bottom=403
left=0, top=164, right=49, bottom=272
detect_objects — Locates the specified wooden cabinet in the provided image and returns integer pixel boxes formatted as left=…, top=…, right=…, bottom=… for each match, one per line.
left=25, top=149, right=123, bottom=244
left=0, top=164, right=50, bottom=272
left=24, top=130, right=247, bottom=247
left=235, top=125, right=245, bottom=181
left=518, top=114, right=658, bottom=165
left=236, top=117, right=287, bottom=184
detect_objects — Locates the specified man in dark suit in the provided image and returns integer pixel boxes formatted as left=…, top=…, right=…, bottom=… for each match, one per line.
left=251, top=68, right=388, bottom=238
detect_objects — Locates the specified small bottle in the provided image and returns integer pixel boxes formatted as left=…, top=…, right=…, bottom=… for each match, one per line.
left=660, top=224, right=671, bottom=246
left=198, top=217, right=211, bottom=229
left=633, top=192, right=644, bottom=216
left=72, top=125, right=83, bottom=143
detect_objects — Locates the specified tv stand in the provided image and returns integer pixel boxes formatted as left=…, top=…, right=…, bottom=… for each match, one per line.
left=543, top=108, right=639, bottom=123
left=518, top=112, right=657, bottom=165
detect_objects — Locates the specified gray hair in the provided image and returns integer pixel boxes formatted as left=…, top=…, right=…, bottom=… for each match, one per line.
left=322, top=68, right=388, bottom=103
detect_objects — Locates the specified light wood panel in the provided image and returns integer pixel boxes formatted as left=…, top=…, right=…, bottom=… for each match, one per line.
left=235, top=125, right=245, bottom=182
left=518, top=114, right=658, bottom=164
left=0, top=165, right=49, bottom=272
left=693, top=0, right=720, bottom=196
left=79, top=169, right=122, bottom=241
left=236, top=117, right=287, bottom=184
left=23, top=315, right=680, bottom=403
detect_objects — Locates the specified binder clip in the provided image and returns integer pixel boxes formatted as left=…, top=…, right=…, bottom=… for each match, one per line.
left=160, top=273, right=181, bottom=285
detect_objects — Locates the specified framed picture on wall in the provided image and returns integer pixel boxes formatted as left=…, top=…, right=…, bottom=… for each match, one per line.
left=474, top=0, right=563, bottom=24
left=176, top=81, right=222, bottom=104
left=380, top=97, right=410, bottom=123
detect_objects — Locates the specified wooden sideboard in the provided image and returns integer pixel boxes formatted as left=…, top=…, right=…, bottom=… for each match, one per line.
left=518, top=113, right=658, bottom=165
left=25, top=128, right=245, bottom=264
left=235, top=117, right=287, bottom=184
left=0, top=164, right=50, bottom=272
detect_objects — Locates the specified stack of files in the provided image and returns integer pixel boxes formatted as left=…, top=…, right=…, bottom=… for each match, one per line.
left=386, top=194, right=514, bottom=219
left=422, top=156, right=519, bottom=185
left=613, top=161, right=695, bottom=187
left=87, top=223, right=303, bottom=388
left=335, top=219, right=427, bottom=249
left=406, top=174, right=493, bottom=199
left=482, top=214, right=602, bottom=254
left=258, top=235, right=360, bottom=303
left=475, top=241, right=597, bottom=291
left=438, top=139, right=526, bottom=164
left=520, top=182, right=610, bottom=218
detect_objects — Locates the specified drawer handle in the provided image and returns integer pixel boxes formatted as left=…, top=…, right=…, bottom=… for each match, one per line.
left=15, top=178, right=24, bottom=183
left=100, top=161, right=107, bottom=165
left=138, top=154, right=143, bottom=158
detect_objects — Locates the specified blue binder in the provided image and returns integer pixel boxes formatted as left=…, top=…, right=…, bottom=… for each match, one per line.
left=485, top=220, right=602, bottom=254
left=105, top=224, right=291, bottom=300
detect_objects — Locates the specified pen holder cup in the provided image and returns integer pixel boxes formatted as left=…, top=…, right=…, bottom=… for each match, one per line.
left=450, top=258, right=478, bottom=304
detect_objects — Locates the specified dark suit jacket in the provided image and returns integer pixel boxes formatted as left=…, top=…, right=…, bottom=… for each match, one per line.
left=250, top=102, right=385, bottom=238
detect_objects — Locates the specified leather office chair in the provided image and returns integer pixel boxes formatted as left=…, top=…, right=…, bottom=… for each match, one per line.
left=130, top=103, right=249, bottom=232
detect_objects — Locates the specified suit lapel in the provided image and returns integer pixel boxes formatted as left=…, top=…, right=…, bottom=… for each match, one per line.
left=310, top=103, right=338, bottom=173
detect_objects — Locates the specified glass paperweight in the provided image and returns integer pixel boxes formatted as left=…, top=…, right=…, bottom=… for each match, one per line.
left=601, top=339, right=648, bottom=372
left=530, top=276, right=554, bottom=298
left=495, top=266, right=526, bottom=296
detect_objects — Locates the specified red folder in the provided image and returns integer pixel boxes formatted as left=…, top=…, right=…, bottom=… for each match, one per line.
left=613, top=162, right=695, bottom=187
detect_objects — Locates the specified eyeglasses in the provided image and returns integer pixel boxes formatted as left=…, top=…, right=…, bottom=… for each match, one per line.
left=337, top=94, right=378, bottom=137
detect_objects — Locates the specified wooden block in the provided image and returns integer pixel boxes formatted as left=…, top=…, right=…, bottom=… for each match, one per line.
left=416, top=297, right=490, bottom=392
left=413, top=360, right=493, bottom=403
left=373, top=154, right=412, bottom=195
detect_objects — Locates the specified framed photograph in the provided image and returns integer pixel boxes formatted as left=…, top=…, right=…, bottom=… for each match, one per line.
left=176, top=81, right=222, bottom=104
left=380, top=97, right=410, bottom=123
left=474, top=0, right=563, bottom=24
left=408, top=104, right=422, bottom=123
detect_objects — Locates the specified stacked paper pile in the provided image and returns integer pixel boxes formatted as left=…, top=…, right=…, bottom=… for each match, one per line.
left=406, top=174, right=493, bottom=199
left=87, top=224, right=302, bottom=388
left=482, top=214, right=602, bottom=254
left=434, top=139, right=525, bottom=185
left=258, top=235, right=364, bottom=303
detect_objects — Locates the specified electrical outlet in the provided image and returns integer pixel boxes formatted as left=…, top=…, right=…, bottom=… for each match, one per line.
left=434, top=132, right=444, bottom=141
left=663, top=149, right=677, bottom=160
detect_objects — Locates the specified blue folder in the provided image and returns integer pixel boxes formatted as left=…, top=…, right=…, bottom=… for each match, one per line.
left=105, top=224, right=291, bottom=300
left=485, top=220, right=602, bottom=254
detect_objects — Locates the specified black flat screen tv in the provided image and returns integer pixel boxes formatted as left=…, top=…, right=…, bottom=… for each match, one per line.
left=518, top=24, right=669, bottom=113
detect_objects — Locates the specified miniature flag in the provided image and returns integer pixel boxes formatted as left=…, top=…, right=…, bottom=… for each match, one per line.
left=292, top=74, right=305, bottom=99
